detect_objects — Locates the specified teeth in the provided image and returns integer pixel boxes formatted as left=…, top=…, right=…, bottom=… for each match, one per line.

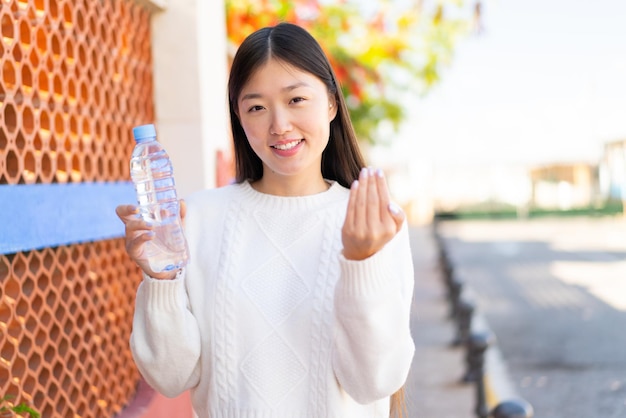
left=273, top=140, right=301, bottom=151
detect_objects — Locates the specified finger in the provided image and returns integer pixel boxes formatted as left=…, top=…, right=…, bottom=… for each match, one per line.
left=366, top=167, right=380, bottom=222
left=116, top=204, right=138, bottom=222
left=129, top=229, right=154, bottom=248
left=126, top=230, right=155, bottom=260
left=353, top=167, right=369, bottom=227
left=180, top=199, right=187, bottom=223
left=125, top=218, right=152, bottom=234
left=388, top=201, right=406, bottom=232
left=374, top=168, right=392, bottom=220
left=344, top=179, right=359, bottom=228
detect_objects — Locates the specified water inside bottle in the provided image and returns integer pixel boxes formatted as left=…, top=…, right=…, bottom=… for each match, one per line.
left=130, top=144, right=189, bottom=273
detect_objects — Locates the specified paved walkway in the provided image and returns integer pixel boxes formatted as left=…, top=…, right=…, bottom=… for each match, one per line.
left=404, top=225, right=475, bottom=418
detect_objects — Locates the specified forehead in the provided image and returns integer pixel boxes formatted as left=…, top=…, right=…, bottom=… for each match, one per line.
left=242, top=59, right=324, bottom=93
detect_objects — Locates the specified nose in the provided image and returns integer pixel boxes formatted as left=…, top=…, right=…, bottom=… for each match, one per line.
left=269, top=107, right=292, bottom=136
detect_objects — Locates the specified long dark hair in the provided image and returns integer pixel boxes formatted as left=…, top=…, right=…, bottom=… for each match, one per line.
left=227, top=22, right=365, bottom=188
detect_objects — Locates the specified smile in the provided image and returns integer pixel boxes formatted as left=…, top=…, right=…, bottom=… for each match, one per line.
left=271, top=140, right=302, bottom=151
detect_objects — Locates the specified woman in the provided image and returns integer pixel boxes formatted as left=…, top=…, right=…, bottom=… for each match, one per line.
left=117, top=22, right=415, bottom=418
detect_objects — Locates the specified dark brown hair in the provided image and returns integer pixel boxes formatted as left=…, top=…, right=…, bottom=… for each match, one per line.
left=227, top=22, right=365, bottom=188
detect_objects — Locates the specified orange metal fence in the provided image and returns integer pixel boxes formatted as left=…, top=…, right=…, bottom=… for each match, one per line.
left=1, top=0, right=155, bottom=416
left=1, top=242, right=142, bottom=417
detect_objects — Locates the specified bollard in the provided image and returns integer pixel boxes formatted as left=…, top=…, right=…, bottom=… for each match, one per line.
left=433, top=232, right=451, bottom=281
left=439, top=246, right=454, bottom=287
left=462, top=331, right=494, bottom=418
left=436, top=238, right=460, bottom=320
left=463, top=331, right=492, bottom=383
left=448, top=274, right=464, bottom=319
left=491, top=399, right=534, bottom=418
left=452, top=298, right=474, bottom=347
left=442, top=258, right=454, bottom=289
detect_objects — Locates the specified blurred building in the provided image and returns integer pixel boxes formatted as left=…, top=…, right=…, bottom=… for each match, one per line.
left=427, top=163, right=532, bottom=215
left=599, top=139, right=626, bottom=203
left=425, top=160, right=611, bottom=217
left=529, top=163, right=597, bottom=210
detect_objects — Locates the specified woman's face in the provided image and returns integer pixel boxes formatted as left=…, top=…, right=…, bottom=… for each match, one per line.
left=237, top=58, right=337, bottom=186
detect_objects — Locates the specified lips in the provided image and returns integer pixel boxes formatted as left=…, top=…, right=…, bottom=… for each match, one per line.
left=271, top=139, right=302, bottom=151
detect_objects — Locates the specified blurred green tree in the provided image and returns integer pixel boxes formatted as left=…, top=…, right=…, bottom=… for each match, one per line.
left=225, top=0, right=480, bottom=144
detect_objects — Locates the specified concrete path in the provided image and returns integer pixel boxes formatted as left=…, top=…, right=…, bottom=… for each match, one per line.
left=404, top=225, right=475, bottom=418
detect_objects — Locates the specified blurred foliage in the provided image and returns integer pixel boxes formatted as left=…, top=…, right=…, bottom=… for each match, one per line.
left=225, top=0, right=480, bottom=144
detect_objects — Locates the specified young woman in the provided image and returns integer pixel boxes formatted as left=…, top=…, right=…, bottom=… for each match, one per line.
left=117, top=22, right=415, bottom=418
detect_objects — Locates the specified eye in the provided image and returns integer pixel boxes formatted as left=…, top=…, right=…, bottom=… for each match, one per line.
left=290, top=97, right=306, bottom=104
left=247, top=105, right=265, bottom=113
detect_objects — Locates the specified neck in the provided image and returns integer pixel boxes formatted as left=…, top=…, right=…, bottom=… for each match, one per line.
left=250, top=174, right=330, bottom=197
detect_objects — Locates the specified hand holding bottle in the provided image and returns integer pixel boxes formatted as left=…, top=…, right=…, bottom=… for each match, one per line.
left=115, top=200, right=187, bottom=280
left=341, top=167, right=405, bottom=261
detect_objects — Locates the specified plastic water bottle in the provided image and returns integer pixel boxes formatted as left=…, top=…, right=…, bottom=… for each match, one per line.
left=130, top=124, right=189, bottom=273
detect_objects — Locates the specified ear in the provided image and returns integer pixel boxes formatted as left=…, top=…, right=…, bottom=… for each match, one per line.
left=328, top=98, right=338, bottom=121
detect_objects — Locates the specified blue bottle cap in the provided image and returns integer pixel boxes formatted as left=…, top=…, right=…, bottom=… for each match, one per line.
left=132, top=124, right=157, bottom=142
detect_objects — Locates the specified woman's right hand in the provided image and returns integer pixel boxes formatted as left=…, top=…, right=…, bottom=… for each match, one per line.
left=341, top=167, right=404, bottom=261
left=115, top=201, right=187, bottom=280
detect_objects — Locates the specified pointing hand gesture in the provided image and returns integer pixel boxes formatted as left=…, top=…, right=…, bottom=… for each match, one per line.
left=115, top=200, right=187, bottom=280
left=342, top=168, right=405, bottom=261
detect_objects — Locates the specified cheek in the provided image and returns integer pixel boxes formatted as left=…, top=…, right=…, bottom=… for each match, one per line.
left=244, top=134, right=264, bottom=155
left=306, top=109, right=332, bottom=134
left=240, top=118, right=264, bottom=142
left=317, top=114, right=333, bottom=140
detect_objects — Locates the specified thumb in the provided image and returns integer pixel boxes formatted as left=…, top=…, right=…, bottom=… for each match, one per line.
left=180, top=199, right=187, bottom=226
left=387, top=202, right=405, bottom=232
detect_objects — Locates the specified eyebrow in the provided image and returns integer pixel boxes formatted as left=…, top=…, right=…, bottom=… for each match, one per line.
left=240, top=82, right=310, bottom=102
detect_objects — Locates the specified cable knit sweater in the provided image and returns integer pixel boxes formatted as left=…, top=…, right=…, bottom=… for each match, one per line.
left=130, top=180, right=415, bottom=418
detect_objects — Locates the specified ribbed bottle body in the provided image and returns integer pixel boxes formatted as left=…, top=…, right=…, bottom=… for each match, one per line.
left=130, top=137, right=189, bottom=273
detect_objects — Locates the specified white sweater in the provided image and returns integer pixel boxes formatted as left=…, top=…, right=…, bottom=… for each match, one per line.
left=130, top=181, right=415, bottom=418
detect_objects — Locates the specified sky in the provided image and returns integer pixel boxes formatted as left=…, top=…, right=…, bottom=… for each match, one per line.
left=401, top=0, right=626, bottom=168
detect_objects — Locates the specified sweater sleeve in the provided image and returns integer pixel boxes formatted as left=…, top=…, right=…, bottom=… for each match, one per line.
left=129, top=270, right=202, bottom=398
left=332, top=222, right=415, bottom=404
